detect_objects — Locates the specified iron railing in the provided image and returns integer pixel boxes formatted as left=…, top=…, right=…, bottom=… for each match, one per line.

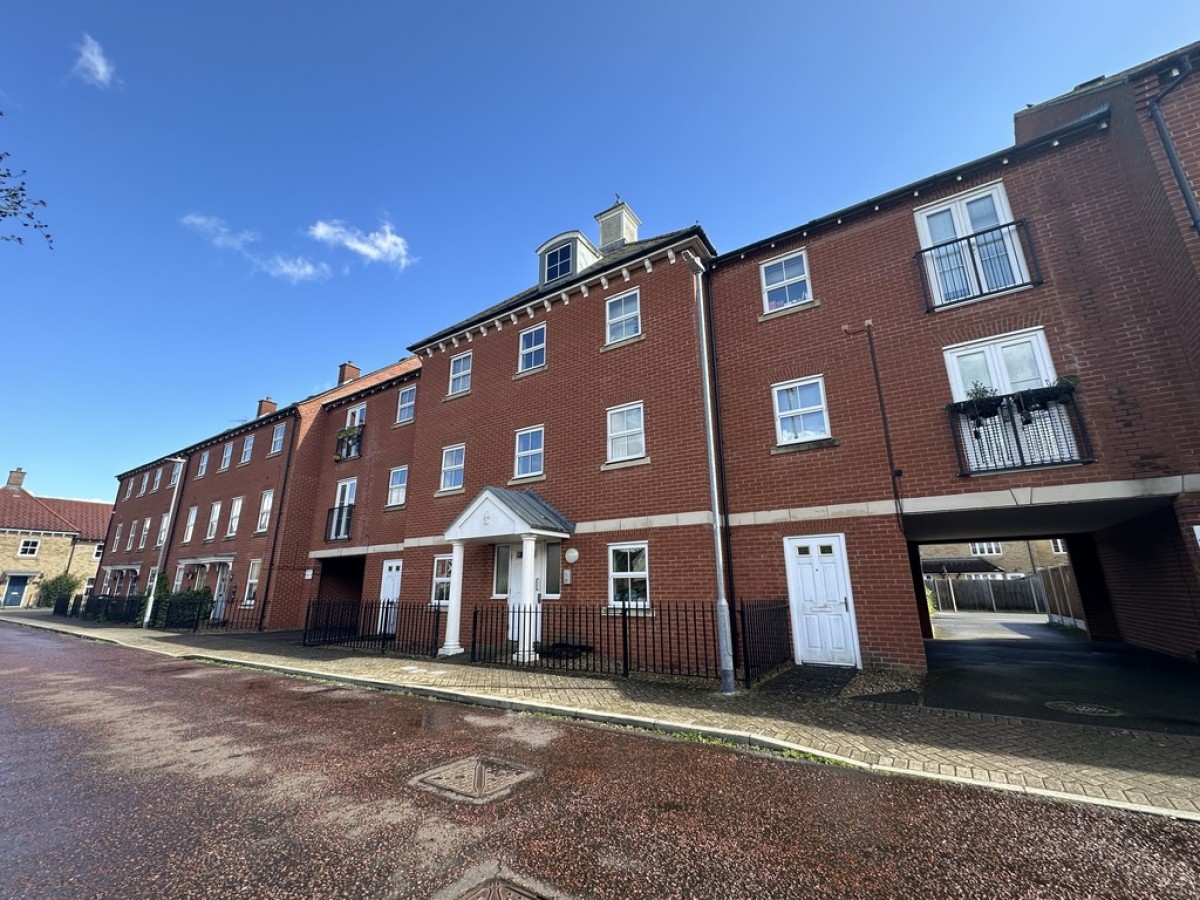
left=54, top=593, right=142, bottom=623
left=303, top=599, right=442, bottom=656
left=335, top=425, right=364, bottom=460
left=946, top=385, right=1093, bottom=475
left=326, top=504, right=354, bottom=541
left=145, top=595, right=264, bottom=632
left=915, top=220, right=1042, bottom=311
left=738, top=599, right=792, bottom=687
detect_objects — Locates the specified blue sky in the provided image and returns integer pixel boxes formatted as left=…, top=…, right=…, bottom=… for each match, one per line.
left=3, top=2, right=1198, bottom=501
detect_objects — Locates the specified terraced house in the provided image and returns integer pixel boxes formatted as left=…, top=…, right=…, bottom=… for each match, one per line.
left=93, top=42, right=1200, bottom=676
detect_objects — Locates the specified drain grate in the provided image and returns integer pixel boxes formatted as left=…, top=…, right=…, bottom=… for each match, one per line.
left=456, top=878, right=545, bottom=900
left=1045, top=700, right=1123, bottom=717
left=411, top=756, right=536, bottom=804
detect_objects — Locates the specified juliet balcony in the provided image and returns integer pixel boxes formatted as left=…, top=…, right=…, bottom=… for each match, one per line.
left=916, top=220, right=1043, bottom=311
left=335, top=424, right=364, bottom=461
left=327, top=504, right=355, bottom=541
left=946, top=382, right=1093, bottom=476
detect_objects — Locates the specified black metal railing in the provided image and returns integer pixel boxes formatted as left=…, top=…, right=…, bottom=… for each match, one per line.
left=946, top=384, right=1093, bottom=476
left=738, top=599, right=792, bottom=688
left=335, top=425, right=364, bottom=460
left=915, top=220, right=1042, bottom=310
left=60, top=593, right=144, bottom=624
left=326, top=504, right=354, bottom=541
left=470, top=601, right=721, bottom=680
left=145, top=594, right=264, bottom=632
left=303, top=599, right=442, bottom=656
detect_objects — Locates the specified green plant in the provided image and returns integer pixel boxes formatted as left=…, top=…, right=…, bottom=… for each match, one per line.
left=965, top=381, right=998, bottom=402
left=925, top=586, right=936, bottom=618
left=36, top=571, right=82, bottom=607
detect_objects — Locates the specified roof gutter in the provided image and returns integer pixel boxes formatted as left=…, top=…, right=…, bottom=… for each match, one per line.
left=1148, top=56, right=1200, bottom=236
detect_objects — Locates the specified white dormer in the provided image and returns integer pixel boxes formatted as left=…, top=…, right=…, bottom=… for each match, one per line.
left=536, top=230, right=601, bottom=287
left=595, top=201, right=641, bottom=252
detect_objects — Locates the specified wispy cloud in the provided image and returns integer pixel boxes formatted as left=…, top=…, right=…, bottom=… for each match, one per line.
left=72, top=34, right=118, bottom=89
left=181, top=213, right=328, bottom=284
left=308, top=219, right=413, bottom=271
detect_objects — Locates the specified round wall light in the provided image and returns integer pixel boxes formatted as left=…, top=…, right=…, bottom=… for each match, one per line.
left=564, top=548, right=580, bottom=564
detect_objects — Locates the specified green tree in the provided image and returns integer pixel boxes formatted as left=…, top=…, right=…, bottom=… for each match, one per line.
left=1, top=111, right=52, bottom=247
left=37, top=572, right=82, bottom=608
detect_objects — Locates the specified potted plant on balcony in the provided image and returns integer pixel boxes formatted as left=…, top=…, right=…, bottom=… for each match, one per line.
left=1013, top=375, right=1079, bottom=425
left=960, top=382, right=1005, bottom=430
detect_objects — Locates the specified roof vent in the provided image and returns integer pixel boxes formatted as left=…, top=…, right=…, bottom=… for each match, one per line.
left=595, top=201, right=642, bottom=252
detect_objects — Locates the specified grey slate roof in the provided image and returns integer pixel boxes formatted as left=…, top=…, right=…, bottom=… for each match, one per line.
left=486, top=487, right=574, bottom=535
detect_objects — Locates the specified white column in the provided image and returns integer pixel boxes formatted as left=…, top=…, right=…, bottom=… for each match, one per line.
left=513, top=534, right=539, bottom=662
left=439, top=541, right=466, bottom=656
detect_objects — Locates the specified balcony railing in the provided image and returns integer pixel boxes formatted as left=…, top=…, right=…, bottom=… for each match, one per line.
left=327, top=504, right=354, bottom=541
left=335, top=424, right=364, bottom=460
left=946, top=384, right=1093, bottom=476
left=915, top=220, right=1042, bottom=310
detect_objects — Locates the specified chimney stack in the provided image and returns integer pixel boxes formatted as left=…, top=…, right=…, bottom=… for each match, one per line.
left=256, top=397, right=277, bottom=418
left=337, top=361, right=361, bottom=385
left=7, top=467, right=26, bottom=488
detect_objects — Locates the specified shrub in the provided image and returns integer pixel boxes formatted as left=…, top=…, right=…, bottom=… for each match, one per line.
left=36, top=572, right=82, bottom=608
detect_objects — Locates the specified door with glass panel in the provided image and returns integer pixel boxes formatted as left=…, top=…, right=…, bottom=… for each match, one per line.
left=920, top=186, right=1025, bottom=305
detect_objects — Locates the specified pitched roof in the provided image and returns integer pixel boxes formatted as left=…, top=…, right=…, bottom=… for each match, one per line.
left=921, top=557, right=1003, bottom=575
left=40, top=497, right=111, bottom=540
left=489, top=488, right=574, bottom=535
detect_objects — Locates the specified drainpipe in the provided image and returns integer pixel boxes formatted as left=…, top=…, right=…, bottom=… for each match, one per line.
left=843, top=321, right=905, bottom=532
left=1149, top=56, right=1200, bottom=235
left=683, top=249, right=736, bottom=695
left=256, top=409, right=299, bottom=630
left=142, top=457, right=187, bottom=627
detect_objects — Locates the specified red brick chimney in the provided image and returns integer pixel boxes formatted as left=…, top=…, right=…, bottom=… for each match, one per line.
left=6, top=467, right=26, bottom=488
left=256, top=397, right=277, bottom=418
left=337, top=361, right=361, bottom=385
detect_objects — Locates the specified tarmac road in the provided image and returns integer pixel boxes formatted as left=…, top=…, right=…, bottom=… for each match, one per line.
left=2, top=626, right=1198, bottom=899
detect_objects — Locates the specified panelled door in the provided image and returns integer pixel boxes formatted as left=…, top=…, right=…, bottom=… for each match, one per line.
left=3, top=576, right=28, bottom=607
left=379, top=559, right=402, bottom=634
left=784, top=534, right=859, bottom=667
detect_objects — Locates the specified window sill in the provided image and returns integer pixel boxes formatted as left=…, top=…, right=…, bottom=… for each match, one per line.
left=383, top=502, right=406, bottom=511
left=392, top=419, right=414, bottom=429
left=444, top=389, right=471, bottom=403
left=601, top=606, right=654, bottom=617
left=237, top=461, right=251, bottom=468
left=218, top=467, right=230, bottom=473
left=600, top=333, right=645, bottom=354
left=758, top=297, right=820, bottom=322
left=600, top=456, right=651, bottom=472
left=253, top=528, right=268, bottom=535
left=928, top=282, right=1037, bottom=313
left=771, top=437, right=840, bottom=455
left=434, top=487, right=465, bottom=498
left=223, top=535, right=237, bottom=541
left=508, top=473, right=547, bottom=485
left=513, top=365, right=547, bottom=381
left=266, top=451, right=282, bottom=458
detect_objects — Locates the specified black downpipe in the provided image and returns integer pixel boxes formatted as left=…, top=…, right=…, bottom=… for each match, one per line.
left=1149, top=56, right=1200, bottom=235
left=844, top=322, right=905, bottom=534
left=255, top=410, right=300, bottom=630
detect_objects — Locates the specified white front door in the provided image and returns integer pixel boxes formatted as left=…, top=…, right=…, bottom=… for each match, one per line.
left=379, top=559, right=402, bottom=633
left=505, top=544, right=542, bottom=644
left=784, top=534, right=859, bottom=667
left=212, top=564, right=230, bottom=620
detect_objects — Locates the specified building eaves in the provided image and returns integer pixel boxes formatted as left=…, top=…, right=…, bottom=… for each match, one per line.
left=408, top=225, right=716, bottom=352
left=713, top=105, right=1111, bottom=267
left=920, top=557, right=1003, bottom=574
left=323, top=358, right=422, bottom=411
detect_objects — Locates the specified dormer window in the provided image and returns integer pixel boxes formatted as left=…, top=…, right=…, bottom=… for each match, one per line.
left=545, top=242, right=572, bottom=282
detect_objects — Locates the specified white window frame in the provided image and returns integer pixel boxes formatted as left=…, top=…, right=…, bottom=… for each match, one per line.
left=240, top=435, right=254, bottom=464
left=138, top=472, right=148, bottom=495
left=760, top=249, right=812, bottom=313
left=18, top=538, right=40, bottom=557
left=346, top=404, right=366, bottom=428
left=545, top=241, right=572, bottom=282
left=915, top=181, right=1028, bottom=308
left=256, top=490, right=274, bottom=533
left=608, top=541, right=649, bottom=608
left=518, top=323, right=547, bottom=373
left=156, top=513, right=169, bottom=548
left=172, top=564, right=185, bottom=593
left=244, top=559, right=262, bottom=608
left=219, top=442, right=233, bottom=470
left=113, top=523, right=123, bottom=551
left=440, top=444, right=465, bottom=492
left=205, top=502, right=222, bottom=540
left=138, top=518, right=151, bottom=549
left=448, top=351, right=472, bottom=396
left=605, top=288, right=641, bottom=345
left=126, top=521, right=137, bottom=551
left=396, top=385, right=416, bottom=423
left=93, top=543, right=104, bottom=560
left=606, top=402, right=645, bottom=463
left=151, top=468, right=162, bottom=492
left=387, top=466, right=408, bottom=507
left=182, top=507, right=197, bottom=543
left=1051, top=538, right=1068, bottom=555
left=943, top=328, right=1056, bottom=399
left=970, top=541, right=1003, bottom=556
left=431, top=554, right=453, bottom=606
left=197, top=450, right=209, bottom=478
left=227, top=496, right=243, bottom=537
left=771, top=375, right=831, bottom=446
left=492, top=544, right=510, bottom=598
left=514, top=426, right=545, bottom=478
left=270, top=423, right=285, bottom=454
left=170, top=461, right=182, bottom=486
left=123, top=479, right=133, bottom=499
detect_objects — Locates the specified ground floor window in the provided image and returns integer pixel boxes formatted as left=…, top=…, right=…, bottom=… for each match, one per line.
left=244, top=559, right=261, bottom=607
left=608, top=542, right=648, bottom=607
left=431, top=555, right=452, bottom=606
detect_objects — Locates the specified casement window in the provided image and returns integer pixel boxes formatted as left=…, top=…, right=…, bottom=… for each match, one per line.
left=440, top=444, right=465, bottom=492
left=227, top=496, right=243, bottom=537
left=219, top=442, right=233, bottom=470
left=256, top=490, right=274, bottom=532
left=518, top=323, right=546, bottom=372
left=760, top=250, right=811, bottom=313
left=970, top=542, right=1002, bottom=556
left=138, top=518, right=151, bottom=549
left=182, top=507, right=197, bottom=543
left=138, top=472, right=148, bottom=496
left=609, top=542, right=649, bottom=607
left=240, top=435, right=254, bottom=464
left=123, top=479, right=133, bottom=499
left=347, top=404, right=366, bottom=428
left=172, top=564, right=185, bottom=593
left=449, top=351, right=472, bottom=395
left=93, top=544, right=104, bottom=560
left=170, top=461, right=182, bottom=486
left=396, top=385, right=416, bottom=424
left=606, top=402, right=645, bottom=463
left=387, top=466, right=408, bottom=506
left=270, top=423, right=286, bottom=454
left=606, top=289, right=641, bottom=344
left=197, top=451, right=209, bottom=477
left=206, top=502, right=222, bottom=540
left=243, top=559, right=261, bottom=608
left=113, top=524, right=123, bottom=551
left=545, top=242, right=572, bottom=282
left=772, top=376, right=830, bottom=445
left=156, top=513, right=168, bottom=548
left=126, top=521, right=137, bottom=551
left=514, top=426, right=544, bottom=478
left=18, top=538, right=39, bottom=557
left=915, top=182, right=1029, bottom=308
left=1051, top=538, right=1068, bottom=555
left=431, top=555, right=453, bottom=606
left=151, top=468, right=162, bottom=492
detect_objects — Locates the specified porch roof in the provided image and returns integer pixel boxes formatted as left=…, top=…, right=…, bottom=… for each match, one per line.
left=444, top=487, right=574, bottom=543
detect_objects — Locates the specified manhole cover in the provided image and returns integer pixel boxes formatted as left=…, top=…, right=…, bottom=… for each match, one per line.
left=411, top=756, right=536, bottom=804
left=457, top=878, right=545, bottom=900
left=1045, top=700, right=1123, bottom=717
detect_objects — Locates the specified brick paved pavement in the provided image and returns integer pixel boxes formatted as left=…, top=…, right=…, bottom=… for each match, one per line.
left=4, top=610, right=1198, bottom=821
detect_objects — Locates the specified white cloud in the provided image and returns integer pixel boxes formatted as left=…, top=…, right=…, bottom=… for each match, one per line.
left=308, top=219, right=412, bottom=271
left=181, top=214, right=258, bottom=252
left=72, top=34, right=118, bottom=89
left=256, top=255, right=331, bottom=284
left=181, top=212, right=327, bottom=284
